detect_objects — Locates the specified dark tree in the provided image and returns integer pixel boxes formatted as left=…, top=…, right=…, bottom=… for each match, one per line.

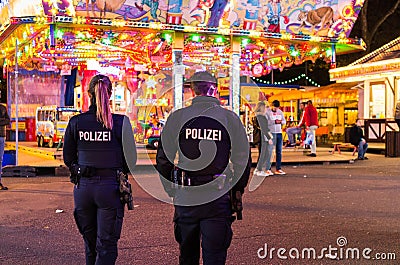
left=337, top=0, right=400, bottom=66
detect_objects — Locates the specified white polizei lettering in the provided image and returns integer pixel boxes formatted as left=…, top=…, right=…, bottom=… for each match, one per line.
left=90, top=131, right=95, bottom=141
left=95, top=132, right=104, bottom=142
left=212, top=130, right=218, bottom=141
left=104, top=131, right=111, bottom=141
left=192, top=129, right=197, bottom=139
left=198, top=129, right=204, bottom=140
left=185, top=129, right=191, bottom=139
left=206, top=129, right=213, bottom=140
left=78, top=131, right=112, bottom=141
left=185, top=128, right=222, bottom=141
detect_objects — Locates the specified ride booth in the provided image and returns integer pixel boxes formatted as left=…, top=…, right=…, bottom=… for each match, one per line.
left=330, top=37, right=400, bottom=144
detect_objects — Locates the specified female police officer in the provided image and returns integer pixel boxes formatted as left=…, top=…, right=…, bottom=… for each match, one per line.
left=63, top=74, right=137, bottom=265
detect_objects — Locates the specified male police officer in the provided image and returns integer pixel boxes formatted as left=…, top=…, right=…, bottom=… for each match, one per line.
left=156, top=71, right=251, bottom=265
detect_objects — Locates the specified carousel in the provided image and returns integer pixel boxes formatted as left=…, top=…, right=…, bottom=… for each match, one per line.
left=0, top=0, right=366, bottom=145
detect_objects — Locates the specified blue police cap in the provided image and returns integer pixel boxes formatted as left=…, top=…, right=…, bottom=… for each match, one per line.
left=188, top=71, right=217, bottom=84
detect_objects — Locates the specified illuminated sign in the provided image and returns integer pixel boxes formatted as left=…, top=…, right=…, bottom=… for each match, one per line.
left=0, top=0, right=75, bottom=25
left=0, top=0, right=10, bottom=9
left=134, top=98, right=169, bottom=107
left=0, top=0, right=44, bottom=25
left=87, top=59, right=123, bottom=77
left=252, top=63, right=264, bottom=77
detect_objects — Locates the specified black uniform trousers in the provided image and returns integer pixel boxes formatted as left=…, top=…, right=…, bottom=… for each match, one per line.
left=73, top=175, right=124, bottom=265
left=174, top=193, right=233, bottom=265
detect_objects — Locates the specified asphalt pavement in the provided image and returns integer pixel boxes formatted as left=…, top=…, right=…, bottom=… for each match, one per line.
left=0, top=155, right=399, bottom=264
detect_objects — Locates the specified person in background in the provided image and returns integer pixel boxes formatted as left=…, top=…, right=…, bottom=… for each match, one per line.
left=0, top=103, right=10, bottom=191
left=286, top=102, right=307, bottom=147
left=253, top=101, right=274, bottom=177
left=349, top=118, right=368, bottom=160
left=298, top=100, right=319, bottom=157
left=395, top=101, right=400, bottom=130
left=252, top=113, right=261, bottom=160
left=266, top=100, right=286, bottom=175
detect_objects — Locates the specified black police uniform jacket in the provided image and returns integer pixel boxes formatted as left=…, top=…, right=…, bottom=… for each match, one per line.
left=63, top=105, right=136, bottom=172
left=156, top=96, right=251, bottom=194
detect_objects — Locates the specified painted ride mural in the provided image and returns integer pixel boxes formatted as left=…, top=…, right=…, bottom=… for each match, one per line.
left=0, top=0, right=365, bottom=38
left=74, top=0, right=365, bottom=37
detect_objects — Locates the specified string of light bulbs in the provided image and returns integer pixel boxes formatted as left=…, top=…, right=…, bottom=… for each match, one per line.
left=251, top=73, right=321, bottom=87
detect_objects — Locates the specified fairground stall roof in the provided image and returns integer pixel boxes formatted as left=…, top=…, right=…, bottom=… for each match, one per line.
left=0, top=0, right=366, bottom=73
left=330, top=36, right=400, bottom=82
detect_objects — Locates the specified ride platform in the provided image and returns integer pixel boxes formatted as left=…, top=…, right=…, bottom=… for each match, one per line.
left=3, top=141, right=386, bottom=177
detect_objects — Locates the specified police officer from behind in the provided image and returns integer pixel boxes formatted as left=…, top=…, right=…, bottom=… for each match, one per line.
left=156, top=71, right=251, bottom=265
left=63, top=74, right=137, bottom=265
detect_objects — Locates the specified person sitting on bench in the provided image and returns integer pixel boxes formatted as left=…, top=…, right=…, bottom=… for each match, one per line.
left=349, top=119, right=368, bottom=160
left=286, top=102, right=307, bottom=147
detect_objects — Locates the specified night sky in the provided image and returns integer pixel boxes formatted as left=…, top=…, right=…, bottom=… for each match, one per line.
left=258, top=0, right=400, bottom=86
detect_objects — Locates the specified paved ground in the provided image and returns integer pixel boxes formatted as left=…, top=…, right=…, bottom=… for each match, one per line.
left=0, top=154, right=399, bottom=264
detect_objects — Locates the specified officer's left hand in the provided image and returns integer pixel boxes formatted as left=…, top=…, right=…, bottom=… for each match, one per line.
left=232, top=191, right=243, bottom=212
left=69, top=164, right=80, bottom=184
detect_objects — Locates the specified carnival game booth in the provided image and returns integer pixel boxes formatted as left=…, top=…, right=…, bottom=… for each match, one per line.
left=0, top=0, right=367, bottom=146
left=249, top=81, right=360, bottom=143
left=310, top=82, right=359, bottom=142
left=241, top=83, right=309, bottom=119
left=330, top=36, right=400, bottom=143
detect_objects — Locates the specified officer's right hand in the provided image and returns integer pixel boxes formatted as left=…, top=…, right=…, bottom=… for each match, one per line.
left=233, top=191, right=243, bottom=212
left=70, top=173, right=78, bottom=185
left=231, top=190, right=243, bottom=220
left=69, top=164, right=78, bottom=184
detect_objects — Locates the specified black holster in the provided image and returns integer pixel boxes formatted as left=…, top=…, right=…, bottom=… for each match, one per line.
left=117, top=171, right=134, bottom=210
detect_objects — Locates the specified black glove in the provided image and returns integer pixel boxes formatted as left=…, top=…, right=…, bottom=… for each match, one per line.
left=69, top=164, right=95, bottom=184
left=231, top=190, right=243, bottom=220
left=163, top=167, right=182, bottom=197
left=69, top=164, right=81, bottom=185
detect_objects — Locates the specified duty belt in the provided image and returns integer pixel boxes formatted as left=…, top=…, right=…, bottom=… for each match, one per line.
left=81, top=168, right=119, bottom=178
left=172, top=168, right=227, bottom=190
left=185, top=175, right=214, bottom=186
left=183, top=174, right=227, bottom=190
